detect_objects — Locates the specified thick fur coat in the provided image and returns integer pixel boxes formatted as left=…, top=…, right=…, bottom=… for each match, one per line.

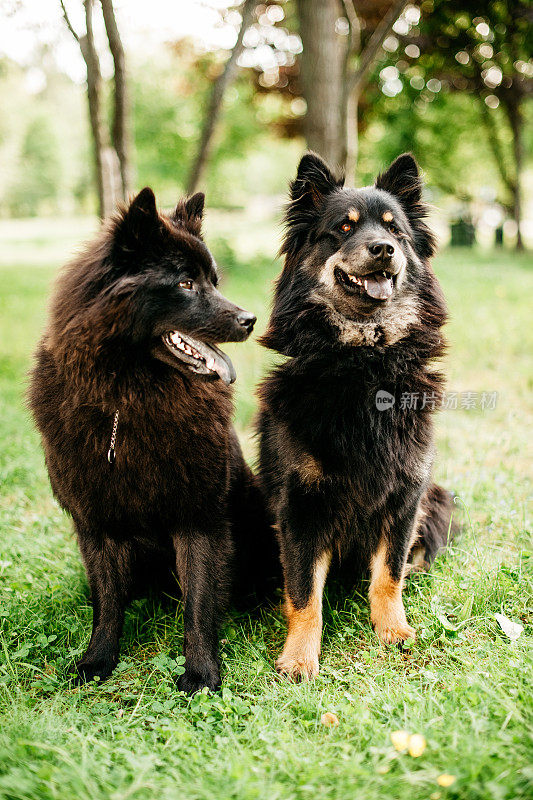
left=257, top=153, right=456, bottom=679
left=29, top=189, right=274, bottom=693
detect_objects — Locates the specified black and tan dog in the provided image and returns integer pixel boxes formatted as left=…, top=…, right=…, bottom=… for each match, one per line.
left=29, top=188, right=275, bottom=694
left=257, top=152, right=456, bottom=679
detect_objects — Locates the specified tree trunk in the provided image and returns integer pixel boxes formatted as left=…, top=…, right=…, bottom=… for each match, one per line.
left=81, top=0, right=117, bottom=218
left=504, top=93, right=524, bottom=251
left=342, top=0, right=407, bottom=184
left=186, top=0, right=255, bottom=195
left=344, top=86, right=360, bottom=186
left=478, top=90, right=525, bottom=251
left=100, top=0, right=133, bottom=199
left=60, top=0, right=121, bottom=218
left=296, top=0, right=345, bottom=168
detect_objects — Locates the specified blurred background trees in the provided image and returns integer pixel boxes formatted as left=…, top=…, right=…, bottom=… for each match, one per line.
left=378, top=0, right=532, bottom=248
left=0, top=0, right=531, bottom=247
left=59, top=0, right=132, bottom=217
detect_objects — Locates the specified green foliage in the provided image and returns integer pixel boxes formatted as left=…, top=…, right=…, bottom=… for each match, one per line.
left=0, top=216, right=532, bottom=798
left=132, top=55, right=199, bottom=196
left=358, top=90, right=497, bottom=199
left=369, top=0, right=533, bottom=205
left=0, top=2, right=531, bottom=219
left=132, top=51, right=294, bottom=207
left=6, top=115, right=61, bottom=217
left=0, top=59, right=91, bottom=217
left=411, top=0, right=532, bottom=93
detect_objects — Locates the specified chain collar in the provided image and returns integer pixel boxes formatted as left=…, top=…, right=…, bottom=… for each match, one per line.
left=107, top=410, right=119, bottom=464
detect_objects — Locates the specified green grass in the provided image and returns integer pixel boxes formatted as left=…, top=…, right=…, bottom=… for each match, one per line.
left=0, top=215, right=532, bottom=800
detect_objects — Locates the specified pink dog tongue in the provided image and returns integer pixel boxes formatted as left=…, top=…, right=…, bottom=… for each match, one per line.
left=364, top=273, right=393, bottom=300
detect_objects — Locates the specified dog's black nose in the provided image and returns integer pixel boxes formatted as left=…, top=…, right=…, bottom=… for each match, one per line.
left=369, top=240, right=394, bottom=259
left=237, top=311, right=256, bottom=333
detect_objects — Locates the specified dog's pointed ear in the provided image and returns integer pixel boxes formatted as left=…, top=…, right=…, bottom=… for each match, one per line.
left=292, top=152, right=341, bottom=207
left=115, top=188, right=161, bottom=251
left=185, top=192, right=205, bottom=219
left=282, top=152, right=343, bottom=257
left=174, top=192, right=205, bottom=236
left=376, top=153, right=436, bottom=258
left=375, top=153, right=422, bottom=208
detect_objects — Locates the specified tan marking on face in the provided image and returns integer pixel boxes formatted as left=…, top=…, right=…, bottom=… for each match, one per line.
left=392, top=250, right=408, bottom=282
left=276, top=550, right=331, bottom=680
left=348, top=208, right=360, bottom=223
left=369, top=540, right=415, bottom=644
left=317, top=253, right=342, bottom=291
left=313, top=246, right=417, bottom=348
left=382, top=211, right=393, bottom=223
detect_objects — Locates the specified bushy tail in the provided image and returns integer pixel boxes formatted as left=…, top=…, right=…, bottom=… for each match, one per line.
left=409, top=483, right=459, bottom=570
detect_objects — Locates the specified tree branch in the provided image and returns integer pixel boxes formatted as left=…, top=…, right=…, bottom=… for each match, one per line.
left=348, top=0, right=407, bottom=92
left=476, top=96, right=514, bottom=195
left=342, top=0, right=361, bottom=59
left=100, top=0, right=132, bottom=198
left=186, top=0, right=256, bottom=194
left=81, top=0, right=115, bottom=218
left=341, top=0, right=360, bottom=96
left=59, top=0, right=80, bottom=42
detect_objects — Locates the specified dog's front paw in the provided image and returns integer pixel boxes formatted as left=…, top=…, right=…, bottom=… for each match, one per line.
left=178, top=663, right=221, bottom=695
left=374, top=622, right=416, bottom=644
left=275, top=650, right=319, bottom=681
left=73, top=656, right=116, bottom=684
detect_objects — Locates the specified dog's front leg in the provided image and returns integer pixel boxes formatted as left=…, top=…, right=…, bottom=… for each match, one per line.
left=275, top=484, right=332, bottom=680
left=369, top=493, right=423, bottom=644
left=75, top=530, right=134, bottom=683
left=174, top=529, right=232, bottom=694
left=276, top=544, right=331, bottom=681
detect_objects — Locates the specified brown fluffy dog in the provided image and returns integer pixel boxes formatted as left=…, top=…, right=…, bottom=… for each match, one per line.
left=29, top=189, right=275, bottom=693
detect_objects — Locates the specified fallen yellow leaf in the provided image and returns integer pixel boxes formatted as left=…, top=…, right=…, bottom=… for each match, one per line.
left=320, top=712, right=339, bottom=727
left=408, top=733, right=427, bottom=757
left=390, top=730, right=410, bottom=751
left=437, top=774, right=456, bottom=787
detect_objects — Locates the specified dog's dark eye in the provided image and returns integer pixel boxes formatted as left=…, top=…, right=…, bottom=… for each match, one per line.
left=388, top=222, right=400, bottom=236
left=340, top=222, right=352, bottom=234
left=179, top=280, right=194, bottom=291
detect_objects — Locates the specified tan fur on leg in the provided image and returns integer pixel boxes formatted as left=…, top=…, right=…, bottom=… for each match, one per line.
left=369, top=541, right=415, bottom=644
left=276, top=551, right=331, bottom=680
left=405, top=501, right=428, bottom=574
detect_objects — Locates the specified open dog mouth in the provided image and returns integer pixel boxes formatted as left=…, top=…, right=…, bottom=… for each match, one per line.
left=335, top=267, right=395, bottom=301
left=163, top=331, right=236, bottom=385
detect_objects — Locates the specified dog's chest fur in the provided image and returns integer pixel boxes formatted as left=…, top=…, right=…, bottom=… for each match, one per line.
left=259, top=351, right=435, bottom=514
left=31, top=344, right=233, bottom=533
